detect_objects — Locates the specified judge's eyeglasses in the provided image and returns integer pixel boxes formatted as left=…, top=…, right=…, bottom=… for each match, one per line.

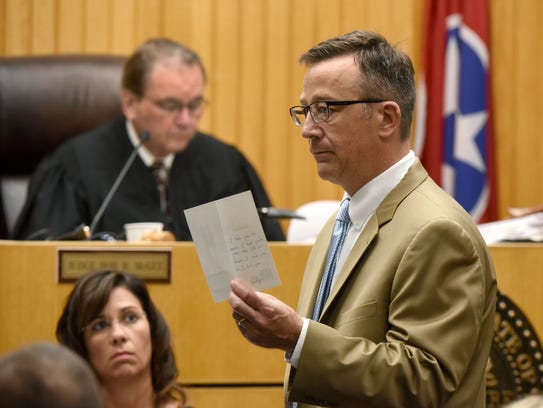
left=143, top=95, right=206, bottom=117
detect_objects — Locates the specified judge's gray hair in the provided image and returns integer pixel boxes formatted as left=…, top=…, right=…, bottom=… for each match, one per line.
left=122, top=37, right=207, bottom=96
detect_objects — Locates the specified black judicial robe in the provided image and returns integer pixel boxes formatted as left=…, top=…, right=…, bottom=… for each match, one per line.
left=12, top=117, right=285, bottom=241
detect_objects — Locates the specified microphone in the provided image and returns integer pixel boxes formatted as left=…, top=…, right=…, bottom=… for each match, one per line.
left=89, top=131, right=150, bottom=235
left=257, top=207, right=305, bottom=220
left=52, top=224, right=91, bottom=240
left=22, top=133, right=149, bottom=241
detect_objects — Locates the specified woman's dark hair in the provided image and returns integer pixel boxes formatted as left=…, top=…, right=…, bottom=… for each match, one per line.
left=56, top=270, right=186, bottom=404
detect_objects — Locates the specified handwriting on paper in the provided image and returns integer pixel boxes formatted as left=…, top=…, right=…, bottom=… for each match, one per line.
left=185, top=191, right=281, bottom=302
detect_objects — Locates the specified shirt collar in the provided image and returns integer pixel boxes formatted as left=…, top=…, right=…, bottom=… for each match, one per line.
left=346, top=150, right=416, bottom=230
left=126, top=120, right=174, bottom=169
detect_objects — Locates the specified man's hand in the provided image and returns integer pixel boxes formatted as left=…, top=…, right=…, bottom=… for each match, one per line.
left=229, top=278, right=303, bottom=352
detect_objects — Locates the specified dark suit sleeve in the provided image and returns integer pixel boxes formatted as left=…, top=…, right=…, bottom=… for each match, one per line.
left=11, top=151, right=89, bottom=240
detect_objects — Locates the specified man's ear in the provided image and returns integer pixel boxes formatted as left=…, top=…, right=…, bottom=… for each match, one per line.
left=120, top=89, right=138, bottom=120
left=379, top=101, right=401, bottom=138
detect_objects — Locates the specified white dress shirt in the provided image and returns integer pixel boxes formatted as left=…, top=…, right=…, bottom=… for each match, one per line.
left=287, top=150, right=416, bottom=367
left=126, top=121, right=174, bottom=170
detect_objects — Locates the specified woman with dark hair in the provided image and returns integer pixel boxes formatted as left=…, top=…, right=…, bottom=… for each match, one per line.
left=56, top=270, right=188, bottom=408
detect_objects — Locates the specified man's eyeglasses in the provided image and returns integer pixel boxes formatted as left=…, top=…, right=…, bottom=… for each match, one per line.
left=143, top=95, right=206, bottom=116
left=289, top=99, right=386, bottom=126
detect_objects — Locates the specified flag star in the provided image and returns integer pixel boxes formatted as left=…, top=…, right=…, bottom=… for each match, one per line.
left=453, top=109, right=487, bottom=172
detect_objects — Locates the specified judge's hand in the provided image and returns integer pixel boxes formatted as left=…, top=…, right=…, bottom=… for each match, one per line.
left=229, top=278, right=303, bottom=352
left=140, top=230, right=176, bottom=242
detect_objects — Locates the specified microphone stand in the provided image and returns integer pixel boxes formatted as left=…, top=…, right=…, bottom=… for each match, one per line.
left=89, top=131, right=150, bottom=235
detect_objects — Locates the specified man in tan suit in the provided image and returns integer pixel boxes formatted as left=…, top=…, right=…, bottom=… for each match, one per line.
left=229, top=30, right=496, bottom=407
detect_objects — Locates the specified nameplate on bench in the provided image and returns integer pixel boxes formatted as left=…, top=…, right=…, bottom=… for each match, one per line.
left=57, top=247, right=171, bottom=282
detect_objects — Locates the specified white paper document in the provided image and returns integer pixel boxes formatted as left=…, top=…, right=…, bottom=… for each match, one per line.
left=478, top=212, right=543, bottom=244
left=184, top=190, right=281, bottom=302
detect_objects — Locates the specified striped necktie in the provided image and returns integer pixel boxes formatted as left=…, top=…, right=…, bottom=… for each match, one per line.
left=151, top=160, right=170, bottom=215
left=312, top=198, right=351, bottom=320
left=290, top=200, right=350, bottom=408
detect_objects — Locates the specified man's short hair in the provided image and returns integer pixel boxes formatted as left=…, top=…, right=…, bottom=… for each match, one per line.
left=0, top=342, right=103, bottom=408
left=299, top=30, right=416, bottom=140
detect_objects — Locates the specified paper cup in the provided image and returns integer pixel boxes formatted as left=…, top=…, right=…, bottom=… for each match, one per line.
left=124, top=222, right=164, bottom=242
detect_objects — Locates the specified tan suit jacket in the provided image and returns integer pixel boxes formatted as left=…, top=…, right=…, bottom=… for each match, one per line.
left=285, top=159, right=497, bottom=407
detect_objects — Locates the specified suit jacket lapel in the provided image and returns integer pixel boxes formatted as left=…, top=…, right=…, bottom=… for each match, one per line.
left=322, top=215, right=379, bottom=316
left=317, top=159, right=429, bottom=319
left=296, top=216, right=334, bottom=317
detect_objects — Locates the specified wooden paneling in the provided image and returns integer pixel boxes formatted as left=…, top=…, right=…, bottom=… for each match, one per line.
left=32, top=0, right=56, bottom=53
left=488, top=244, right=543, bottom=339
left=1, top=242, right=542, bottom=355
left=0, top=241, right=310, bottom=406
left=186, top=386, right=283, bottom=408
left=4, top=0, right=31, bottom=54
left=1, top=241, right=543, bottom=406
left=489, top=0, right=543, bottom=214
left=1, top=0, right=542, bottom=219
left=0, top=242, right=311, bottom=382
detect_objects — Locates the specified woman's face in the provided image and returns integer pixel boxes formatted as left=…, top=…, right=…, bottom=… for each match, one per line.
left=83, top=287, right=153, bottom=384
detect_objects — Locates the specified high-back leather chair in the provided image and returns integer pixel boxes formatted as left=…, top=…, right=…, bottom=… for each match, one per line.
left=0, top=55, right=126, bottom=238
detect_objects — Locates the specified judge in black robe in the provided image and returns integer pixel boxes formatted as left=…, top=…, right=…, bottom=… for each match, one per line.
left=12, top=117, right=285, bottom=241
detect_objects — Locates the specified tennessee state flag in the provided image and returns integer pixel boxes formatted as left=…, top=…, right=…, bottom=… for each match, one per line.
left=414, top=0, right=497, bottom=223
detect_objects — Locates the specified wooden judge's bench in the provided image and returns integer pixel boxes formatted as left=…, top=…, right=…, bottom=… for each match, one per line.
left=0, top=241, right=542, bottom=407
